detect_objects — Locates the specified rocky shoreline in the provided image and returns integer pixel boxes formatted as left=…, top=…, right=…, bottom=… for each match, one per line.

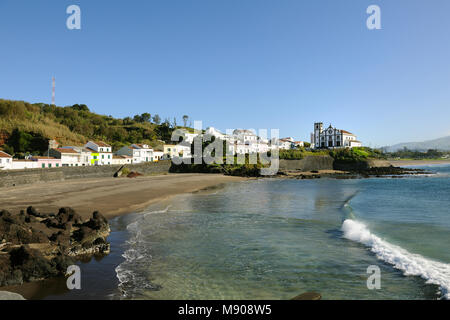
left=277, top=166, right=431, bottom=180
left=0, top=207, right=110, bottom=287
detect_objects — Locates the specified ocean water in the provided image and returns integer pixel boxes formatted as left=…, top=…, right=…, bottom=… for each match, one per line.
left=111, top=165, right=450, bottom=300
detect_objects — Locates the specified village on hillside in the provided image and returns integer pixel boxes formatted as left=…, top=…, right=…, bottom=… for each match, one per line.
left=0, top=122, right=362, bottom=171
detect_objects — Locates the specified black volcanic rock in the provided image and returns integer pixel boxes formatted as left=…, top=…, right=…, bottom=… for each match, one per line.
left=0, top=207, right=110, bottom=287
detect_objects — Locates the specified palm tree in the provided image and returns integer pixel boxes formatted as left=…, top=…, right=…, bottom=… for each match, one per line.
left=182, top=115, right=189, bottom=127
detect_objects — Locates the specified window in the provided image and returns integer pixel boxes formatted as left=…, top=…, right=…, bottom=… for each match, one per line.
left=108, top=155, right=111, bottom=159
left=42, top=163, right=45, bottom=168
left=102, top=155, right=105, bottom=159
left=48, top=164, right=52, bottom=168
left=93, top=156, right=97, bottom=159
left=56, top=164, right=59, bottom=167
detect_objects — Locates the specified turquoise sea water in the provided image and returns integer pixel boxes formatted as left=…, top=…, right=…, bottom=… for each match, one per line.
left=38, top=165, right=450, bottom=300
left=111, top=165, right=450, bottom=300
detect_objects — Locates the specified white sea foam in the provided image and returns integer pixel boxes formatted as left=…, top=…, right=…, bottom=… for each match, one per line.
left=342, top=219, right=450, bottom=299
left=115, top=205, right=171, bottom=297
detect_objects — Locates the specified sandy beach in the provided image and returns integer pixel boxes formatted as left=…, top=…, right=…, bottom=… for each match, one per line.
left=388, top=159, right=450, bottom=166
left=0, top=173, right=247, bottom=220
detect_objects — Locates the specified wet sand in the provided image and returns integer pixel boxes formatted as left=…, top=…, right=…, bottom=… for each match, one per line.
left=0, top=173, right=246, bottom=220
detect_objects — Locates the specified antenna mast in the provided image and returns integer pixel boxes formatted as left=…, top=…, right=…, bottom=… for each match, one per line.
left=52, top=77, right=55, bottom=105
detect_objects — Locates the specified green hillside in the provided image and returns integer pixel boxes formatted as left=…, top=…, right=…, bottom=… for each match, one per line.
left=0, top=99, right=185, bottom=157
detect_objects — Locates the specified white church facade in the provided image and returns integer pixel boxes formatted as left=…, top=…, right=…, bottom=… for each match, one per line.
left=311, top=122, right=362, bottom=149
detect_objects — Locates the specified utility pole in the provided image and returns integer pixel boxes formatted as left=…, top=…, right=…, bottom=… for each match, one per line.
left=52, top=77, right=55, bottom=105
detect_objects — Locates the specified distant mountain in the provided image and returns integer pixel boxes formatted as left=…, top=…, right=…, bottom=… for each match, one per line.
left=385, top=136, right=450, bottom=152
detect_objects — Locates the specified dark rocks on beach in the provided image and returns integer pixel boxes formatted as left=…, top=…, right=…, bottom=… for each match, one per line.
left=0, top=206, right=110, bottom=287
left=291, top=292, right=322, bottom=300
left=127, top=171, right=143, bottom=178
left=279, top=165, right=430, bottom=180
left=352, top=166, right=430, bottom=177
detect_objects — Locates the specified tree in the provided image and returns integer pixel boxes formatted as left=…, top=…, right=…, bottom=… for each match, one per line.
left=155, top=123, right=173, bottom=142
left=182, top=115, right=189, bottom=127
left=172, top=117, right=177, bottom=128
left=7, top=129, right=32, bottom=153
left=141, top=113, right=151, bottom=123
left=123, top=117, right=132, bottom=125
left=6, top=129, right=47, bottom=155
left=71, top=104, right=89, bottom=112
left=133, top=114, right=142, bottom=123
left=152, top=114, right=161, bottom=125
left=1, top=144, right=14, bottom=156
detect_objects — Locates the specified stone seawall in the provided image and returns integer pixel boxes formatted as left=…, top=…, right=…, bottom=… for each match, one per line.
left=0, top=160, right=171, bottom=188
left=279, top=156, right=334, bottom=172
left=333, top=159, right=392, bottom=171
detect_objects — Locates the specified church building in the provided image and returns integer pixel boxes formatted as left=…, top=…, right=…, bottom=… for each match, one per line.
left=311, top=122, right=362, bottom=149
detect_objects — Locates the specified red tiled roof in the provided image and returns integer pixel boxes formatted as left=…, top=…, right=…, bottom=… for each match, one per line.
left=53, top=148, right=79, bottom=154
left=340, top=130, right=355, bottom=135
left=31, top=156, right=57, bottom=160
left=0, top=151, right=12, bottom=158
left=93, top=141, right=111, bottom=147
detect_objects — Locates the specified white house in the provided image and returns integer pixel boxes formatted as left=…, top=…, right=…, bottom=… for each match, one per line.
left=112, top=155, right=133, bottom=165
left=0, top=151, right=13, bottom=170
left=279, top=138, right=293, bottom=150
left=311, top=122, right=362, bottom=149
left=132, top=144, right=154, bottom=162
left=49, top=148, right=82, bottom=167
left=293, top=141, right=305, bottom=148
left=11, top=160, right=39, bottom=170
left=163, top=144, right=191, bottom=159
left=85, top=141, right=113, bottom=165
left=183, top=132, right=199, bottom=144
left=256, top=139, right=270, bottom=153
left=153, top=150, right=164, bottom=161
left=205, top=127, right=228, bottom=140
left=60, top=146, right=92, bottom=166
left=116, top=144, right=154, bottom=163
left=233, top=129, right=258, bottom=144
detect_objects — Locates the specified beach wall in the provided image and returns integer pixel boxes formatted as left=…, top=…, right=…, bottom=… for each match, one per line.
left=0, top=160, right=171, bottom=188
left=333, top=159, right=392, bottom=171
left=279, top=156, right=334, bottom=172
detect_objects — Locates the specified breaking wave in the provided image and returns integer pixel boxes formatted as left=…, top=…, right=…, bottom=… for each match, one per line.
left=115, top=206, right=171, bottom=298
left=342, top=219, right=450, bottom=299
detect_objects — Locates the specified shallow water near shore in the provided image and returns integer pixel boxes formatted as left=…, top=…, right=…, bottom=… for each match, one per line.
left=20, top=165, right=450, bottom=300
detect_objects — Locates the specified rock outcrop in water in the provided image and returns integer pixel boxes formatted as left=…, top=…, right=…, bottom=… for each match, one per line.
left=0, top=207, right=110, bottom=287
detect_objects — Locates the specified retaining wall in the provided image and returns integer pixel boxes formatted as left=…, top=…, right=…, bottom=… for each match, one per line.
left=279, top=156, right=334, bottom=172
left=0, top=161, right=171, bottom=188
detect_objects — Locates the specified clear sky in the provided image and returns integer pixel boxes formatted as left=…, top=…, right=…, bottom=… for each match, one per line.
left=1, top=0, right=449, bottom=147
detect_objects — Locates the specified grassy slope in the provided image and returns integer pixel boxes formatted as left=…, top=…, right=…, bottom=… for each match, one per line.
left=0, top=116, right=87, bottom=146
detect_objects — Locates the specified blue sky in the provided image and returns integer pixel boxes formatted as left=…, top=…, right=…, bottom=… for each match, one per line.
left=1, top=0, right=449, bottom=147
